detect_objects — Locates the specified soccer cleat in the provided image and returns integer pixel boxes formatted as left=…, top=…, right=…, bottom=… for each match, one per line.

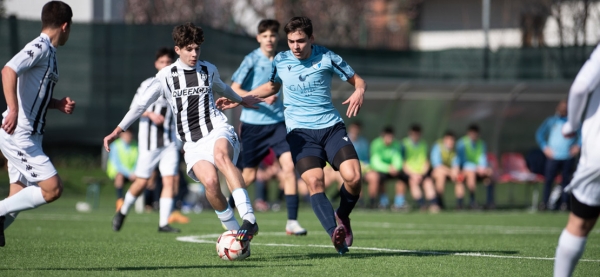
left=0, top=216, right=5, bottom=247
left=236, top=220, right=259, bottom=241
left=158, top=225, right=181, bottom=233
left=331, top=225, right=348, bottom=255
left=168, top=210, right=190, bottom=224
left=335, top=211, right=353, bottom=247
left=112, top=211, right=126, bottom=231
left=285, top=221, right=308, bottom=236
left=115, top=198, right=124, bottom=213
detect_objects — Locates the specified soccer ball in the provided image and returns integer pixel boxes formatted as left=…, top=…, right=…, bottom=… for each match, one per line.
left=216, top=230, right=251, bottom=261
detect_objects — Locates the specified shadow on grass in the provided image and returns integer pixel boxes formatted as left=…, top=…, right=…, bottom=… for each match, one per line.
left=0, top=264, right=311, bottom=271
left=249, top=249, right=519, bottom=261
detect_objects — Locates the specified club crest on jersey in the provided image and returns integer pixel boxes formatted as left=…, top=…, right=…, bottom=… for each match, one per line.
left=171, top=71, right=180, bottom=78
left=312, top=61, right=322, bottom=70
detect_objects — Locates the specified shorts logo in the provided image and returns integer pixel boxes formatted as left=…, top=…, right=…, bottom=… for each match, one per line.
left=342, top=136, right=348, bottom=141
left=17, top=151, right=24, bottom=157
left=21, top=158, right=28, bottom=163
left=25, top=165, right=33, bottom=171
left=30, top=172, right=38, bottom=178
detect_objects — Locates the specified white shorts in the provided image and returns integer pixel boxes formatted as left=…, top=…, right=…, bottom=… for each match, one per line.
left=0, top=129, right=57, bottom=185
left=565, top=113, right=600, bottom=206
left=183, top=125, right=240, bottom=182
left=134, top=142, right=179, bottom=179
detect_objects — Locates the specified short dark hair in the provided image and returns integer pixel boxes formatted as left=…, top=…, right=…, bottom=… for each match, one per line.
left=284, top=16, right=313, bottom=37
left=382, top=126, right=394, bottom=135
left=410, top=124, right=422, bottom=133
left=172, top=22, right=205, bottom=48
left=156, top=47, right=175, bottom=61
left=350, top=120, right=363, bottom=128
left=258, top=19, right=280, bottom=34
left=41, top=1, right=72, bottom=29
left=467, top=124, right=480, bottom=133
left=443, top=130, right=455, bottom=138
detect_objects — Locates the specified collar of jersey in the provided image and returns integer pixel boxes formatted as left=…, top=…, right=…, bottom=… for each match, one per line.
left=175, top=59, right=195, bottom=70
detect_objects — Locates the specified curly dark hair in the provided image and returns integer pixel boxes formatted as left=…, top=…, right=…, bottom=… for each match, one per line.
left=172, top=22, right=205, bottom=48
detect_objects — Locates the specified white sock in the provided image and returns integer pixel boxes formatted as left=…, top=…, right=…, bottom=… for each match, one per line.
left=232, top=188, right=255, bottom=224
left=3, top=212, right=19, bottom=230
left=216, top=207, right=240, bottom=230
left=0, top=186, right=46, bottom=216
left=286, top=219, right=298, bottom=226
left=159, top=198, right=173, bottom=227
left=555, top=229, right=587, bottom=277
left=120, top=191, right=137, bottom=215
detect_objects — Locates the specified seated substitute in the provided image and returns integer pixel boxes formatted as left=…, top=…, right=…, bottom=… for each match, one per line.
left=456, top=124, right=495, bottom=209
left=430, top=130, right=462, bottom=209
left=368, top=126, right=406, bottom=210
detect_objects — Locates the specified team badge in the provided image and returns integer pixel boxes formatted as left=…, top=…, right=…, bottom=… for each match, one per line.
left=312, top=61, right=322, bottom=69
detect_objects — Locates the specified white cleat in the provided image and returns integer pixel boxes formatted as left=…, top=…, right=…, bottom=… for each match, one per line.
left=285, top=220, right=308, bottom=236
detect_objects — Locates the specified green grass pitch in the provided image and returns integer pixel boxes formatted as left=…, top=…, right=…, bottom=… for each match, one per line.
left=0, top=197, right=599, bottom=276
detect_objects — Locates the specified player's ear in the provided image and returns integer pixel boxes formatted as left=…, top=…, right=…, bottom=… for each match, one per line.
left=174, top=46, right=181, bottom=56
left=309, top=35, right=315, bottom=44
left=61, top=22, right=69, bottom=32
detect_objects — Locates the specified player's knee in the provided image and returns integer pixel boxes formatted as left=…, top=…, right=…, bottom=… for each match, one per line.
left=304, top=175, right=324, bottom=191
left=44, top=182, right=63, bottom=203
left=202, top=177, right=220, bottom=195
left=213, top=152, right=231, bottom=169
left=343, top=170, right=361, bottom=187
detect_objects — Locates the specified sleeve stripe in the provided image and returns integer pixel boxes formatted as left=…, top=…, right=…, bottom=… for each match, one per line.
left=269, top=67, right=278, bottom=82
left=332, top=61, right=351, bottom=80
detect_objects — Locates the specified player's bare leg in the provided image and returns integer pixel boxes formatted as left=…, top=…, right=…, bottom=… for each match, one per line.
left=366, top=171, right=380, bottom=208
left=335, top=158, right=361, bottom=247
left=0, top=175, right=62, bottom=247
left=464, top=170, right=478, bottom=208
left=554, top=213, right=598, bottom=277
left=433, top=166, right=449, bottom=208
left=408, top=175, right=425, bottom=209
left=112, top=177, right=148, bottom=231
left=168, top=173, right=189, bottom=224
left=213, top=138, right=257, bottom=241
left=157, top=175, right=179, bottom=232
left=279, top=152, right=307, bottom=235
left=422, top=177, right=440, bottom=213
left=478, top=167, right=495, bottom=209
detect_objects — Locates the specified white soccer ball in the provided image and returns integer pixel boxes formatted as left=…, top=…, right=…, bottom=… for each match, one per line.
left=216, top=230, right=251, bottom=261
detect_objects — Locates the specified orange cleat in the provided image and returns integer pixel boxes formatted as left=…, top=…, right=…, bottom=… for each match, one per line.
left=168, top=210, right=190, bottom=224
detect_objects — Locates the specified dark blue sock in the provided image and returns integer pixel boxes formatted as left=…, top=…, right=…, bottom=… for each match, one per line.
left=286, top=194, right=299, bottom=220
left=310, top=193, right=337, bottom=237
left=336, top=184, right=359, bottom=219
left=486, top=183, right=495, bottom=205
left=255, top=181, right=266, bottom=200
left=469, top=192, right=476, bottom=205
left=228, top=195, right=236, bottom=209
left=457, top=198, right=464, bottom=207
left=416, top=198, right=425, bottom=207
left=116, top=188, right=123, bottom=199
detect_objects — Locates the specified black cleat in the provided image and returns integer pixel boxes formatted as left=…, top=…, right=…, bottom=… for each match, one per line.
left=237, top=220, right=259, bottom=241
left=158, top=225, right=181, bottom=233
left=0, top=216, right=5, bottom=247
left=112, top=212, right=126, bottom=231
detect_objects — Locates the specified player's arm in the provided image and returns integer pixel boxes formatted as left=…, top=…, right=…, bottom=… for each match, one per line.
left=430, top=145, right=442, bottom=169
left=104, top=79, right=162, bottom=152
left=564, top=45, right=600, bottom=136
left=212, top=68, right=263, bottom=110
left=231, top=82, right=279, bottom=105
left=343, top=73, right=367, bottom=118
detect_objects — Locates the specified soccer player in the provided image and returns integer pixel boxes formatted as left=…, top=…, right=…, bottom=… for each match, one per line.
left=223, top=16, right=368, bottom=254
left=553, top=45, right=600, bottom=277
left=430, top=130, right=461, bottom=209
left=536, top=100, right=580, bottom=211
left=112, top=47, right=185, bottom=233
left=230, top=19, right=306, bottom=235
left=456, top=124, right=495, bottom=209
left=103, top=22, right=261, bottom=241
left=0, top=1, right=74, bottom=246
left=368, top=126, right=405, bottom=210
left=400, top=124, right=437, bottom=212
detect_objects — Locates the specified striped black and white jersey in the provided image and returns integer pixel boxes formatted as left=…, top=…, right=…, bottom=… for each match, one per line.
left=131, top=77, right=176, bottom=150
left=121, top=59, right=241, bottom=143
left=3, top=33, right=58, bottom=135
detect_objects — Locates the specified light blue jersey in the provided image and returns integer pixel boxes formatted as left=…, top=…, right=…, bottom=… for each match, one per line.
left=270, top=45, right=355, bottom=132
left=232, top=48, right=284, bottom=125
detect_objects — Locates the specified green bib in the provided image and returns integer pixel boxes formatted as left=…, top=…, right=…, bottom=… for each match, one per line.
left=106, top=139, right=138, bottom=179
left=437, top=140, right=456, bottom=167
left=461, top=136, right=483, bottom=164
left=402, top=138, right=427, bottom=173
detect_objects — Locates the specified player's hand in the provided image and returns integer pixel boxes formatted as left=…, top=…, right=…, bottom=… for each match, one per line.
left=1, top=110, right=18, bottom=134
left=570, top=145, right=581, bottom=157
left=103, top=128, right=122, bottom=152
left=342, top=88, right=364, bottom=118
left=543, top=147, right=553, bottom=159
left=216, top=97, right=240, bottom=110
left=264, top=95, right=278, bottom=105
left=240, top=95, right=263, bottom=109
left=57, top=97, right=76, bottom=114
left=148, top=113, right=165, bottom=125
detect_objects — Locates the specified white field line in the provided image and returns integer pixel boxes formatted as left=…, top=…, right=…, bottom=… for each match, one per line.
left=177, top=232, right=600, bottom=263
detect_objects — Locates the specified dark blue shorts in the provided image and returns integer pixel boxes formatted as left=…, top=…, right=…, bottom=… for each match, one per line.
left=240, top=121, right=289, bottom=168
left=286, top=122, right=354, bottom=168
